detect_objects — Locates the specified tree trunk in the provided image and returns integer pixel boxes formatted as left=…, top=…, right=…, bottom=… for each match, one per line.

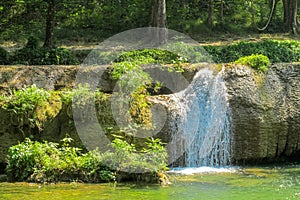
left=43, top=0, right=56, bottom=48
left=150, top=0, right=167, bottom=28
left=208, top=0, right=214, bottom=28
left=282, top=0, right=298, bottom=34
left=220, top=0, right=224, bottom=25
left=250, top=0, right=255, bottom=27
left=150, top=0, right=167, bottom=45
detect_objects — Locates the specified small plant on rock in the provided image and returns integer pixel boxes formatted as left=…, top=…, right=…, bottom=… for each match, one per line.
left=234, top=54, right=270, bottom=72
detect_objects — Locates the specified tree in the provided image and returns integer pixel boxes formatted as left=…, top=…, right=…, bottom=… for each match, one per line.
left=150, top=0, right=167, bottom=45
left=43, top=0, right=56, bottom=48
left=150, top=0, right=167, bottom=28
left=208, top=0, right=214, bottom=28
left=282, top=0, right=298, bottom=34
left=220, top=0, right=224, bottom=25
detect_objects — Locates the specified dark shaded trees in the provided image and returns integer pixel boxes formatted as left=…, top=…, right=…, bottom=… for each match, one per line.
left=207, top=0, right=214, bottom=28
left=43, top=0, right=56, bottom=48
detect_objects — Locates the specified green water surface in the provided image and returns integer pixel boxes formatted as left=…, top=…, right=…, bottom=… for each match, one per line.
left=0, top=166, right=299, bottom=200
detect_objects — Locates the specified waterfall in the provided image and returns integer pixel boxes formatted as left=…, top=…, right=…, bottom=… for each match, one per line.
left=169, top=67, right=231, bottom=167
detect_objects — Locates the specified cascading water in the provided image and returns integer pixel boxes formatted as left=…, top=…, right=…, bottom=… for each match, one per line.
left=168, top=67, right=232, bottom=167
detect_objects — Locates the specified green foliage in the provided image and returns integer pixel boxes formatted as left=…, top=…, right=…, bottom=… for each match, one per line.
left=9, top=36, right=78, bottom=65
left=11, top=47, right=78, bottom=65
left=204, top=40, right=300, bottom=63
left=0, top=84, right=104, bottom=138
left=60, top=84, right=104, bottom=106
left=115, top=49, right=182, bottom=64
left=6, top=137, right=115, bottom=183
left=166, top=42, right=211, bottom=63
left=101, top=135, right=168, bottom=173
left=0, top=0, right=290, bottom=43
left=234, top=54, right=270, bottom=72
left=25, top=35, right=39, bottom=49
left=111, top=61, right=153, bottom=126
left=0, top=85, right=53, bottom=131
left=0, top=46, right=8, bottom=64
left=72, top=49, right=91, bottom=63
left=6, top=135, right=168, bottom=182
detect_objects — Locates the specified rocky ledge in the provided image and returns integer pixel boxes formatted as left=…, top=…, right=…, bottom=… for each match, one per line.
left=0, top=63, right=299, bottom=166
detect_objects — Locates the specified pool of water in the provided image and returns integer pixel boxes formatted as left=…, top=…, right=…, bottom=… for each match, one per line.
left=0, top=166, right=299, bottom=200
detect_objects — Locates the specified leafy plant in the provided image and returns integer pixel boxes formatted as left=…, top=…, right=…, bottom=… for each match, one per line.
left=25, top=35, right=40, bottom=49
left=115, top=49, right=182, bottom=64
left=9, top=36, right=78, bottom=65
left=100, top=135, right=168, bottom=173
left=166, top=42, right=211, bottom=63
left=60, top=84, right=103, bottom=106
left=111, top=60, right=153, bottom=127
left=234, top=54, right=270, bottom=72
left=204, top=39, right=300, bottom=63
left=6, top=137, right=115, bottom=183
left=6, top=135, right=168, bottom=183
left=0, top=85, right=55, bottom=132
left=0, top=46, right=8, bottom=64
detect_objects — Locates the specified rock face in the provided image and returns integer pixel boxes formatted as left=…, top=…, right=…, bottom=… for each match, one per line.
left=0, top=64, right=300, bottom=166
left=0, top=65, right=198, bottom=94
left=0, top=65, right=198, bottom=165
left=224, top=64, right=300, bottom=164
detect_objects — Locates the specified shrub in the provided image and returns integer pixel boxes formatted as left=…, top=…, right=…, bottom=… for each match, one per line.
left=25, top=35, right=39, bottom=49
left=100, top=135, right=168, bottom=173
left=6, top=135, right=168, bottom=183
left=234, top=54, right=270, bottom=72
left=0, top=47, right=8, bottom=64
left=0, top=85, right=60, bottom=133
left=44, top=48, right=79, bottom=65
left=115, top=49, right=183, bottom=64
left=72, top=49, right=92, bottom=63
left=204, top=39, right=300, bottom=63
left=167, top=42, right=211, bottom=63
left=6, top=137, right=115, bottom=183
left=11, top=47, right=78, bottom=65
left=110, top=60, right=153, bottom=126
left=10, top=36, right=78, bottom=65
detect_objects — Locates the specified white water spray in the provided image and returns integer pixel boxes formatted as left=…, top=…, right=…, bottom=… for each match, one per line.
left=169, top=67, right=231, bottom=167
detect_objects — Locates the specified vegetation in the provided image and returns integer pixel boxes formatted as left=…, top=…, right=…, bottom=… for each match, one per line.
left=9, top=36, right=78, bottom=65
left=1, top=0, right=299, bottom=186
left=0, top=0, right=299, bottom=45
left=204, top=39, right=300, bottom=63
left=6, top=137, right=114, bottom=183
left=101, top=135, right=168, bottom=173
left=0, top=47, right=8, bottom=64
left=0, top=85, right=58, bottom=134
left=6, top=136, right=168, bottom=183
left=2, top=38, right=300, bottom=65
left=115, top=49, right=182, bottom=64
left=234, top=54, right=270, bottom=72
